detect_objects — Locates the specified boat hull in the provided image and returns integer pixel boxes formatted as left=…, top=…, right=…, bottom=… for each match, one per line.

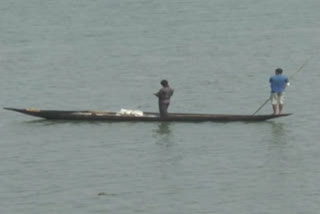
left=4, top=108, right=292, bottom=122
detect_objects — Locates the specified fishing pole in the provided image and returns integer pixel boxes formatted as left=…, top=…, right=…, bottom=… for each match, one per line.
left=252, top=56, right=313, bottom=115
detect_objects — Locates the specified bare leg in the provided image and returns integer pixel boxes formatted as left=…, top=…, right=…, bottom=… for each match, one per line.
left=279, top=104, right=284, bottom=114
left=272, top=104, right=277, bottom=115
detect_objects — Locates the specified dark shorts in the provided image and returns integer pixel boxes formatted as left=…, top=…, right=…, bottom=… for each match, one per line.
left=159, top=103, right=169, bottom=117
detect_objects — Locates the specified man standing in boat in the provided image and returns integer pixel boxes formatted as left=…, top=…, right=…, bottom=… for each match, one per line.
left=269, top=68, right=289, bottom=115
left=154, top=80, right=174, bottom=118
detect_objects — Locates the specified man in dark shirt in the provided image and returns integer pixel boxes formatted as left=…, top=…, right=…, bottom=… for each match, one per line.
left=154, top=80, right=174, bottom=118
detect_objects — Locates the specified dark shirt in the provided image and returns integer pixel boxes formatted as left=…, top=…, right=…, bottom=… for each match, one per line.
left=155, top=87, right=174, bottom=104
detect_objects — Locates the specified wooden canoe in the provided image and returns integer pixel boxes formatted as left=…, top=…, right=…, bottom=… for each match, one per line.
left=4, top=107, right=292, bottom=122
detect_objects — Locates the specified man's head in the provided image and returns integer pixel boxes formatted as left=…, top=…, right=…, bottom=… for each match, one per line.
left=275, top=68, right=283, bottom=75
left=161, top=80, right=168, bottom=87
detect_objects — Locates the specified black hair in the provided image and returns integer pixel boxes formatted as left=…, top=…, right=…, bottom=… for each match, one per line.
left=161, top=80, right=168, bottom=87
left=275, top=68, right=283, bottom=74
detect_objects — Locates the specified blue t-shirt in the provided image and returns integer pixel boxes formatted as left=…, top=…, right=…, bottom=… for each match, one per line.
left=269, top=75, right=289, bottom=93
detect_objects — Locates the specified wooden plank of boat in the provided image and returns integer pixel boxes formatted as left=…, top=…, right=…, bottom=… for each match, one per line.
left=4, top=107, right=292, bottom=122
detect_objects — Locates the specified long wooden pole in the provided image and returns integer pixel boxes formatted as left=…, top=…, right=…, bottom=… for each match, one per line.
left=252, top=57, right=313, bottom=115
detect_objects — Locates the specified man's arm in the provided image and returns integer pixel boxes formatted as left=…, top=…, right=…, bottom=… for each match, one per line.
left=154, top=90, right=160, bottom=97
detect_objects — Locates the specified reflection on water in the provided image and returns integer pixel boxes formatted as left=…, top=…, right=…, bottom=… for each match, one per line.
left=23, top=119, right=105, bottom=126
left=23, top=119, right=61, bottom=126
left=270, top=122, right=288, bottom=144
left=264, top=122, right=291, bottom=177
left=153, top=122, right=173, bottom=146
left=155, top=122, right=171, bottom=135
left=271, top=122, right=285, bottom=135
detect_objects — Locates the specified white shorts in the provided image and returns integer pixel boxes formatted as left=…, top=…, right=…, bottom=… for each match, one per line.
left=271, top=92, right=285, bottom=105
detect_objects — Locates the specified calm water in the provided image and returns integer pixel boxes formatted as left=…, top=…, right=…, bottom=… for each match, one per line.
left=1, top=0, right=320, bottom=213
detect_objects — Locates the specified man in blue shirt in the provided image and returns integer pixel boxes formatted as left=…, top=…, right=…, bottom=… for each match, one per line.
left=269, top=68, right=289, bottom=114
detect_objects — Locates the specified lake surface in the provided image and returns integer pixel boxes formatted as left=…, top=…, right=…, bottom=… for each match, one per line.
left=1, top=0, right=320, bottom=213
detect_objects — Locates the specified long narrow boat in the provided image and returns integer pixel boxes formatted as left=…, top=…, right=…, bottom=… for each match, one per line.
left=4, top=107, right=291, bottom=122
